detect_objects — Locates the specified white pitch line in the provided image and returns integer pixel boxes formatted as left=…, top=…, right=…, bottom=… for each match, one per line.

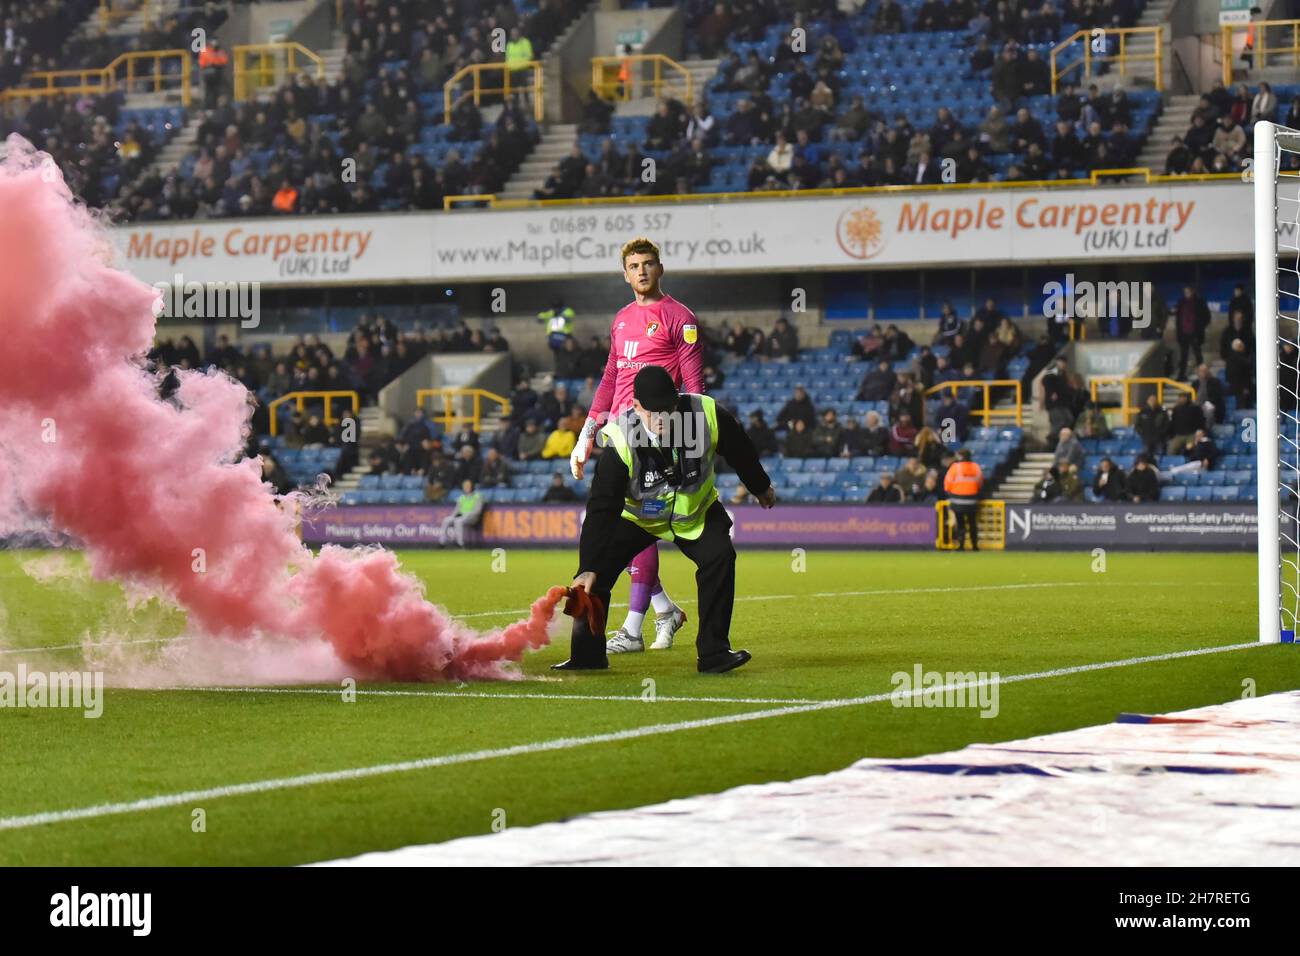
left=0, top=640, right=1266, bottom=834
left=452, top=580, right=1099, bottom=619
left=0, top=637, right=183, bottom=657
left=164, top=686, right=820, bottom=705
left=0, top=581, right=1098, bottom=652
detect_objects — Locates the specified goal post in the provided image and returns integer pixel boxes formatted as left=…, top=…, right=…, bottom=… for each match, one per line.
left=1255, top=120, right=1300, bottom=644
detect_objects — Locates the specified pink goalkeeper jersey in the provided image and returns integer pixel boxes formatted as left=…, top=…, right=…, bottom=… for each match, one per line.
left=588, top=293, right=704, bottom=424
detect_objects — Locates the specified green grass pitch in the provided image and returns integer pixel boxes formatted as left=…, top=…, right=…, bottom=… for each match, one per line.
left=0, top=547, right=1297, bottom=865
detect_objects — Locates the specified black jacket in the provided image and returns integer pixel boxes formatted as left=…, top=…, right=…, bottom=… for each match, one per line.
left=1169, top=401, right=1205, bottom=436
left=578, top=400, right=770, bottom=573
left=1092, top=467, right=1127, bottom=501
left=1126, top=466, right=1160, bottom=501
left=867, top=483, right=905, bottom=503
left=1134, top=405, right=1169, bottom=446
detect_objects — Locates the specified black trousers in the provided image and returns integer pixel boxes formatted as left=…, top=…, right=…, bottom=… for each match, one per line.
left=568, top=501, right=737, bottom=665
left=1176, top=336, right=1203, bottom=378
left=952, top=502, right=979, bottom=549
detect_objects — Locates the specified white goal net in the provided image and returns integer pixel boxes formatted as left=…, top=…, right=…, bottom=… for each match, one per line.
left=1256, top=122, right=1300, bottom=643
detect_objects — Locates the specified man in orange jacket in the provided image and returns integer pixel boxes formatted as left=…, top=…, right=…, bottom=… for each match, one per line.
left=943, top=448, right=984, bottom=551
left=199, top=38, right=230, bottom=108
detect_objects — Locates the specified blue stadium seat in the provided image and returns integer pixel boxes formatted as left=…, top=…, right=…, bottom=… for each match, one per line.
left=1160, top=486, right=1187, bottom=501
left=1186, top=486, right=1214, bottom=502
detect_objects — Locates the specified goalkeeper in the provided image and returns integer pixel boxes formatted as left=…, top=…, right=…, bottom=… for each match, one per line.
left=570, top=236, right=703, bottom=654
left=555, top=366, right=776, bottom=673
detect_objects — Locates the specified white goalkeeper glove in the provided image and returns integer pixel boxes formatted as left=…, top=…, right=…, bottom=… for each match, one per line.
left=570, top=418, right=598, bottom=480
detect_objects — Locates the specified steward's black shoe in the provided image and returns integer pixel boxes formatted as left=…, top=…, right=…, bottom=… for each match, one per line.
left=550, top=658, right=609, bottom=671
left=697, top=649, right=752, bottom=674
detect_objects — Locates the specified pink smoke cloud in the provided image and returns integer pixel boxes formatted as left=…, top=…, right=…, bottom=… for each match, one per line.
left=0, top=135, right=561, bottom=681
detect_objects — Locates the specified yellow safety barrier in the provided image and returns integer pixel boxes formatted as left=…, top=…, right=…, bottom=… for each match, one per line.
left=444, top=61, right=543, bottom=124
left=233, top=43, right=324, bottom=101
left=416, top=388, right=512, bottom=431
left=438, top=168, right=1240, bottom=212
left=2, top=49, right=192, bottom=106
left=935, top=499, right=1006, bottom=550
left=444, top=194, right=496, bottom=210
left=1051, top=26, right=1163, bottom=93
left=591, top=53, right=694, bottom=105
left=925, top=380, right=1024, bottom=426
left=1221, top=19, right=1300, bottom=85
left=1088, top=376, right=1196, bottom=424
left=268, top=390, right=359, bottom=436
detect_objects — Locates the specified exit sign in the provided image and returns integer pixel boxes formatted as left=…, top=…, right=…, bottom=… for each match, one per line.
left=615, top=28, right=647, bottom=49
left=1220, top=0, right=1251, bottom=26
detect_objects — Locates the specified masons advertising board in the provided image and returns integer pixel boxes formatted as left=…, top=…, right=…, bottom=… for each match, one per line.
left=111, top=180, right=1268, bottom=288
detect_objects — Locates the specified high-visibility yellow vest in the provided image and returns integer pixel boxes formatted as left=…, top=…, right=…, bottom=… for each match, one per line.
left=506, top=37, right=534, bottom=71
left=599, top=394, right=720, bottom=540
left=538, top=307, right=575, bottom=341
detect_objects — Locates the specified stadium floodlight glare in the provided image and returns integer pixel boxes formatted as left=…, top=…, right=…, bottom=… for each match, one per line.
left=1255, top=121, right=1300, bottom=644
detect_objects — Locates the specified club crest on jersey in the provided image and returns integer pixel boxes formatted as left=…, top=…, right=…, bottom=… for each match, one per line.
left=683, top=324, right=698, bottom=344
left=646, top=321, right=659, bottom=337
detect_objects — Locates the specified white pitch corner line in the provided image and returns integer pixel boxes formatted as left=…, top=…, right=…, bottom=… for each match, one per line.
left=0, top=640, right=1265, bottom=834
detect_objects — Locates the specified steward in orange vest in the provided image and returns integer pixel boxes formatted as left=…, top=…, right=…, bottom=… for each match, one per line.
left=943, top=449, right=984, bottom=551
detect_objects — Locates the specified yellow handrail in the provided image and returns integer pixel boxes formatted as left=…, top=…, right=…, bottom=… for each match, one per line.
left=924, top=380, right=1023, bottom=426
left=443, top=61, right=544, bottom=124
left=232, top=42, right=324, bottom=101
left=444, top=194, right=496, bottom=210
left=98, top=0, right=148, bottom=33
left=1051, top=26, right=1163, bottom=94
left=1221, top=19, right=1300, bottom=85
left=415, top=388, right=513, bottom=431
left=591, top=53, right=694, bottom=105
left=437, top=168, right=1240, bottom=213
left=1088, top=376, right=1195, bottom=424
left=3, top=49, right=192, bottom=106
left=268, top=390, right=359, bottom=436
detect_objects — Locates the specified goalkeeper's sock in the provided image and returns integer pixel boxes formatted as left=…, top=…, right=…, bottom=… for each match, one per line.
left=621, top=610, right=646, bottom=636
left=650, top=589, right=677, bottom=615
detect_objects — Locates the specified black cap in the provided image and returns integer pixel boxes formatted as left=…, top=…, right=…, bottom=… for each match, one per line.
left=633, top=365, right=678, bottom=413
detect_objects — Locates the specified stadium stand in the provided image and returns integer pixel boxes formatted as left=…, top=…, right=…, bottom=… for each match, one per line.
left=0, top=0, right=1271, bottom=512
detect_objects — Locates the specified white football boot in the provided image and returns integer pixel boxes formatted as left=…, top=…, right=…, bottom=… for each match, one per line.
left=605, top=627, right=645, bottom=654
left=650, top=607, right=687, bottom=650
